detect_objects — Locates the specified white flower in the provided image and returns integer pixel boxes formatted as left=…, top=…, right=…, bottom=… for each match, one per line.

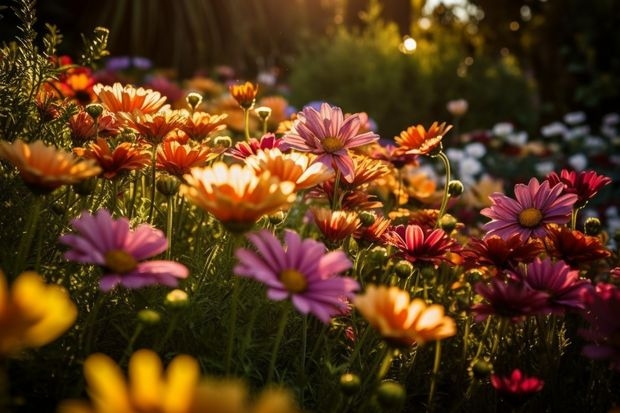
left=458, top=156, right=482, bottom=178
left=464, top=142, right=486, bottom=158
left=506, top=131, right=528, bottom=146
left=564, top=125, right=590, bottom=141
left=534, top=161, right=555, bottom=177
left=445, top=148, right=464, bottom=162
left=540, top=122, right=568, bottom=138
left=563, top=111, right=586, bottom=125
left=446, top=99, right=469, bottom=117
left=492, top=122, right=513, bottom=137
left=568, top=153, right=588, bottom=171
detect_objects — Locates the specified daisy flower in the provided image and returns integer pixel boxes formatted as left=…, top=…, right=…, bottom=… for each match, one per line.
left=59, top=209, right=188, bottom=291
left=394, top=121, right=452, bottom=156
left=384, top=224, right=456, bottom=266
left=234, top=229, right=359, bottom=323
left=546, top=169, right=612, bottom=208
left=93, top=82, right=169, bottom=114
left=74, top=138, right=151, bottom=180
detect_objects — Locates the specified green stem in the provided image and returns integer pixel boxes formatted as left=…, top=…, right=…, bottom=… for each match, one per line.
left=427, top=340, right=443, bottom=412
left=225, top=277, right=241, bottom=376
left=331, top=169, right=342, bottom=211
left=267, top=305, right=290, bottom=383
left=148, top=145, right=158, bottom=223
left=435, top=151, right=452, bottom=226
left=109, top=178, right=118, bottom=215
left=377, top=348, right=397, bottom=380
left=14, top=195, right=43, bottom=276
left=243, top=108, right=251, bottom=140
left=166, top=195, right=174, bottom=260
left=570, top=208, right=579, bottom=231
left=120, top=323, right=144, bottom=366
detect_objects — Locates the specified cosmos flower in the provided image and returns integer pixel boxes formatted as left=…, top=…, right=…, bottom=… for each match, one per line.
left=234, top=229, right=359, bottom=323
left=394, top=121, right=452, bottom=156
left=384, top=224, right=456, bottom=266
left=229, top=81, right=259, bottom=109
left=180, top=162, right=296, bottom=232
left=0, top=270, right=77, bottom=356
left=0, top=139, right=101, bottom=192
left=546, top=169, right=612, bottom=208
left=59, top=209, right=189, bottom=291
left=93, top=82, right=169, bottom=114
left=282, top=103, right=379, bottom=183
left=471, top=278, right=548, bottom=322
left=74, top=138, right=151, bottom=180
left=156, top=140, right=217, bottom=178
left=481, top=178, right=578, bottom=241
left=461, top=234, right=544, bottom=272
left=353, top=284, right=456, bottom=347
left=543, top=224, right=611, bottom=268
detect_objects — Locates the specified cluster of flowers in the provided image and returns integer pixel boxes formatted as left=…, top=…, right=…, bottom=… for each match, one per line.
left=0, top=54, right=619, bottom=412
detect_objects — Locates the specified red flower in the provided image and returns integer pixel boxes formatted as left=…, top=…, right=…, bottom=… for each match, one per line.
left=543, top=224, right=611, bottom=268
left=227, top=133, right=285, bottom=160
left=546, top=169, right=611, bottom=208
left=491, top=369, right=544, bottom=408
left=385, top=224, right=456, bottom=266
left=462, top=234, right=544, bottom=271
left=471, top=278, right=548, bottom=322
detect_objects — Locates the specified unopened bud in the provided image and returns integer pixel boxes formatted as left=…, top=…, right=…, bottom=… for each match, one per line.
left=367, top=246, right=388, bottom=267
left=584, top=217, right=602, bottom=236
left=439, top=213, right=458, bottom=233
left=165, top=289, right=189, bottom=308
left=339, top=373, right=361, bottom=396
left=448, top=180, right=464, bottom=197
left=186, top=92, right=203, bottom=110
left=138, top=309, right=161, bottom=325
left=359, top=211, right=376, bottom=227
left=376, top=380, right=406, bottom=409
left=255, top=106, right=272, bottom=121
left=85, top=103, right=104, bottom=120
left=393, top=260, right=413, bottom=279
left=269, top=210, right=286, bottom=226
left=213, top=136, right=232, bottom=148
left=471, top=359, right=493, bottom=379
left=156, top=174, right=181, bottom=196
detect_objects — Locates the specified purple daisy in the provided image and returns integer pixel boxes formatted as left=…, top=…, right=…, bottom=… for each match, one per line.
left=480, top=177, right=578, bottom=241
left=234, top=229, right=359, bottom=323
left=59, top=209, right=188, bottom=291
left=471, top=278, right=548, bottom=322
left=282, top=103, right=379, bottom=183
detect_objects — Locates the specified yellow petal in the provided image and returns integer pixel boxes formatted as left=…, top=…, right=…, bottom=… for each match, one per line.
left=84, top=353, right=132, bottom=413
left=162, top=354, right=200, bottom=413
left=129, top=349, right=164, bottom=411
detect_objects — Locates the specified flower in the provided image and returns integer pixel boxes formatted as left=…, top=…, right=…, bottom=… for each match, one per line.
left=460, top=174, right=504, bottom=209
left=122, top=110, right=185, bottom=146
left=543, top=224, right=611, bottom=268
left=234, top=229, right=359, bottom=323
left=156, top=140, right=216, bottom=178
left=461, top=234, right=544, bottom=272
left=394, top=121, right=453, bottom=156
left=229, top=81, right=259, bottom=109
left=480, top=177, right=578, bottom=241
left=579, top=283, right=620, bottom=371
left=227, top=133, right=286, bottom=160
left=179, top=110, right=228, bottom=142
left=546, top=169, right=612, bottom=208
left=446, top=99, right=469, bottom=117
left=514, top=257, right=592, bottom=314
left=311, top=208, right=362, bottom=244
left=0, top=139, right=101, bottom=192
left=384, top=224, right=456, bottom=266
left=93, top=82, right=169, bottom=114
left=353, top=284, right=456, bottom=347
left=74, top=138, right=151, bottom=180
left=59, top=209, right=189, bottom=291
left=282, top=103, right=379, bottom=183
left=180, top=162, right=296, bottom=232
left=368, top=142, right=419, bottom=169
left=68, top=109, right=121, bottom=145
left=471, top=278, right=548, bottom=322
left=52, top=66, right=97, bottom=105
left=491, top=369, right=544, bottom=407
left=0, top=270, right=77, bottom=356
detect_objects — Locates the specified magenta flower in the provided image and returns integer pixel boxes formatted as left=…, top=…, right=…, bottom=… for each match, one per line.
left=226, top=133, right=285, bottom=160
left=481, top=177, right=578, bottom=241
left=471, top=278, right=548, bottom=322
left=234, top=229, right=359, bottom=323
left=59, top=209, right=188, bottom=291
left=282, top=103, right=379, bottom=183
left=384, top=224, right=456, bottom=266
left=579, top=283, right=620, bottom=371
left=514, top=257, right=592, bottom=314
left=546, top=169, right=611, bottom=208
left=491, top=369, right=544, bottom=407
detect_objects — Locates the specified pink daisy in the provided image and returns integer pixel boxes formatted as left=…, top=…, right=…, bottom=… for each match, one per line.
left=480, top=177, right=578, bottom=241
left=234, top=229, right=359, bottom=323
left=384, top=224, right=456, bottom=266
left=282, top=103, right=379, bottom=183
left=59, top=209, right=188, bottom=291
left=226, top=133, right=286, bottom=160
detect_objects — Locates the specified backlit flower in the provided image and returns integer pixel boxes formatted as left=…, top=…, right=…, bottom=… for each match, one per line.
left=234, top=229, right=359, bottom=323
left=68, top=109, right=121, bottom=145
left=179, top=110, right=228, bottom=142
left=245, top=148, right=333, bottom=191
left=59, top=209, right=189, bottom=291
left=491, top=369, right=544, bottom=407
left=0, top=270, right=77, bottom=356
left=282, top=103, right=379, bottom=183
left=93, top=82, right=169, bottom=114
left=384, top=224, right=456, bottom=266
left=227, top=133, right=286, bottom=160
left=52, top=66, right=97, bottom=105
left=122, top=111, right=184, bottom=146
left=353, top=213, right=391, bottom=246
left=471, top=278, right=548, bottom=322
left=311, top=208, right=362, bottom=245
left=353, top=284, right=456, bottom=347
left=543, top=224, right=611, bottom=268
left=156, top=140, right=216, bottom=178
left=229, top=81, right=259, bottom=109
left=481, top=178, right=578, bottom=241
left=546, top=169, right=612, bottom=208
left=74, top=138, right=151, bottom=180
left=181, top=162, right=296, bottom=232
left=341, top=154, right=391, bottom=189
left=461, top=234, right=544, bottom=272
left=395, top=121, right=452, bottom=156
left=368, top=142, right=419, bottom=169
left=0, top=139, right=101, bottom=192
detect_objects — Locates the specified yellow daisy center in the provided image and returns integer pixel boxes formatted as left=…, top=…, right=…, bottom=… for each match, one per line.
left=279, top=268, right=308, bottom=293
left=322, top=136, right=344, bottom=153
left=518, top=207, right=543, bottom=228
left=104, top=250, right=138, bottom=274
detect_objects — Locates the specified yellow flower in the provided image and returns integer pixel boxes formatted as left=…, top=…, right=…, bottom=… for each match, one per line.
left=181, top=162, right=296, bottom=232
left=0, top=270, right=77, bottom=355
left=0, top=139, right=101, bottom=193
left=353, top=284, right=456, bottom=347
left=93, top=82, right=169, bottom=115
left=229, top=81, right=259, bottom=110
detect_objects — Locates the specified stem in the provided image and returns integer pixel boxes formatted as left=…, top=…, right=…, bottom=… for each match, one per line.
left=148, top=145, right=158, bottom=223
left=435, top=151, right=452, bottom=227
left=14, top=195, right=43, bottom=276
left=267, top=305, right=290, bottom=383
left=120, top=323, right=144, bottom=366
left=462, top=314, right=471, bottom=361
left=165, top=195, right=174, bottom=260
left=225, top=276, right=240, bottom=376
left=427, top=341, right=443, bottom=412
left=570, top=208, right=579, bottom=231
left=243, top=108, right=251, bottom=140
left=331, top=169, right=342, bottom=211
left=109, top=178, right=118, bottom=215
left=377, top=348, right=397, bottom=380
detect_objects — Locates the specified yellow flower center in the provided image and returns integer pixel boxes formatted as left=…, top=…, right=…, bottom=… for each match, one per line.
left=279, top=268, right=308, bottom=293
left=518, top=207, right=543, bottom=228
left=322, top=136, right=344, bottom=153
left=104, top=250, right=138, bottom=273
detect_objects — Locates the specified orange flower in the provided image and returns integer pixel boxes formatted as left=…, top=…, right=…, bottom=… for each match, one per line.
left=353, top=213, right=392, bottom=246
left=245, top=148, right=333, bottom=191
left=157, top=140, right=218, bottom=177
left=0, top=270, right=77, bottom=356
left=0, top=139, right=101, bottom=192
left=229, top=81, right=259, bottom=109
left=122, top=111, right=185, bottom=145
left=343, top=154, right=392, bottom=189
left=179, top=110, right=228, bottom=142
left=395, top=121, right=452, bottom=156
left=180, top=162, right=296, bottom=232
left=311, top=208, right=361, bottom=244
left=93, top=82, right=169, bottom=114
left=74, top=138, right=151, bottom=179
left=68, top=109, right=121, bottom=145
left=354, top=284, right=456, bottom=347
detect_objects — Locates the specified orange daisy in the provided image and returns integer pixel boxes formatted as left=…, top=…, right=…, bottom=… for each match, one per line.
left=395, top=121, right=453, bottom=156
left=353, top=284, right=456, bottom=347
left=122, top=111, right=185, bottom=146
left=343, top=154, right=392, bottom=189
left=0, top=139, right=101, bottom=192
left=245, top=148, right=333, bottom=191
left=157, top=140, right=218, bottom=177
left=180, top=162, right=296, bottom=232
left=93, top=82, right=169, bottom=114
left=74, top=138, right=151, bottom=180
left=229, top=81, right=259, bottom=109
left=179, top=110, right=228, bottom=142
left=53, top=66, right=97, bottom=106
left=311, top=208, right=362, bottom=244
left=68, top=109, right=121, bottom=145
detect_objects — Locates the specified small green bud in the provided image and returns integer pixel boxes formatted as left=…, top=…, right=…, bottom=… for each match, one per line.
left=367, top=246, right=388, bottom=267
left=186, top=92, right=203, bottom=110
left=584, top=217, right=602, bottom=236
left=137, top=309, right=161, bottom=325
left=376, top=380, right=406, bottom=409
left=339, top=373, right=361, bottom=396
left=470, top=359, right=493, bottom=379
left=156, top=174, right=181, bottom=196
left=165, top=289, right=189, bottom=308
left=439, top=213, right=458, bottom=233
left=254, top=106, right=272, bottom=121
left=213, top=136, right=232, bottom=149
left=85, top=103, right=104, bottom=120
left=359, top=211, right=376, bottom=227
left=393, top=260, right=413, bottom=279
left=448, top=179, right=464, bottom=197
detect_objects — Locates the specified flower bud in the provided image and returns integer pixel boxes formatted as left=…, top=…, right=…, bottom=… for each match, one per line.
left=186, top=92, right=203, bottom=110
left=165, top=289, right=189, bottom=308
left=138, top=309, right=161, bottom=325
left=584, top=217, right=602, bottom=236
left=470, top=359, right=493, bottom=379
left=376, top=380, right=406, bottom=409
left=367, top=246, right=388, bottom=267
left=439, top=213, right=458, bottom=233
left=156, top=174, right=181, bottom=196
left=393, top=260, right=413, bottom=279
left=339, top=373, right=361, bottom=396
left=255, top=106, right=272, bottom=121
left=358, top=211, right=376, bottom=227
left=213, top=136, right=232, bottom=149
left=85, top=103, right=104, bottom=120
left=269, top=210, right=286, bottom=226
left=448, top=180, right=464, bottom=197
